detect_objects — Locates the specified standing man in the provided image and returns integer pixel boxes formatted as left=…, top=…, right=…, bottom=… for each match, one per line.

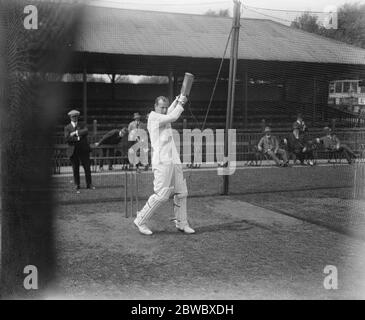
left=95, top=127, right=128, bottom=171
left=293, top=113, right=307, bottom=133
left=64, top=110, right=94, bottom=193
left=133, top=95, right=195, bottom=235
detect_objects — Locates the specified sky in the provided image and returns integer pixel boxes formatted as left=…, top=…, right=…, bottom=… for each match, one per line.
left=87, top=0, right=365, bottom=25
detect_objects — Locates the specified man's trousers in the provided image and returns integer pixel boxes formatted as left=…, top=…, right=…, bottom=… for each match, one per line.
left=70, top=151, right=92, bottom=187
left=99, top=147, right=115, bottom=169
left=136, top=163, right=188, bottom=228
left=338, top=145, right=356, bottom=163
left=266, top=148, right=288, bottom=165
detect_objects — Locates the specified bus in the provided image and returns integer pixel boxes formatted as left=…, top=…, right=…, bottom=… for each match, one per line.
left=328, top=80, right=365, bottom=114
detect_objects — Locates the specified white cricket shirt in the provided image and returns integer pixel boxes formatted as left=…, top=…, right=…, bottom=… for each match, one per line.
left=147, top=104, right=184, bottom=166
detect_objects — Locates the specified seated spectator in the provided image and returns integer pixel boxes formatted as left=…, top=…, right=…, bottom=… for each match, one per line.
left=317, top=127, right=357, bottom=164
left=285, top=124, right=314, bottom=166
left=258, top=127, right=289, bottom=167
left=128, top=112, right=148, bottom=170
left=95, top=127, right=128, bottom=170
left=128, top=112, right=146, bottom=132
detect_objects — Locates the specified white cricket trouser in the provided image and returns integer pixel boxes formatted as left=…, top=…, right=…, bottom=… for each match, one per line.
left=136, top=163, right=188, bottom=227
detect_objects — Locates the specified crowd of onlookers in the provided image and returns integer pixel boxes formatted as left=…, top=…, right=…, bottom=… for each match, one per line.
left=64, top=108, right=358, bottom=194
left=257, top=113, right=357, bottom=167
left=78, top=111, right=359, bottom=172
left=64, top=109, right=358, bottom=193
left=64, top=110, right=149, bottom=193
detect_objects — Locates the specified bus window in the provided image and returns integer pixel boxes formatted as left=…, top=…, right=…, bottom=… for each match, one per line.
left=343, top=81, right=351, bottom=93
left=352, top=82, right=358, bottom=93
left=335, top=82, right=342, bottom=93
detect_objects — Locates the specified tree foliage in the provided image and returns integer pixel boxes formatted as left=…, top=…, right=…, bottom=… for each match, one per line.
left=291, top=12, right=320, bottom=34
left=291, top=3, right=365, bottom=49
left=205, top=8, right=230, bottom=17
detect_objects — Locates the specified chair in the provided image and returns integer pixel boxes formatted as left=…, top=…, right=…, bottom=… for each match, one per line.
left=326, top=148, right=343, bottom=164
left=246, top=143, right=264, bottom=166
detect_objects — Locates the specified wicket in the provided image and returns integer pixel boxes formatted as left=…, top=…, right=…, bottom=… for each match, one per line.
left=124, top=169, right=139, bottom=218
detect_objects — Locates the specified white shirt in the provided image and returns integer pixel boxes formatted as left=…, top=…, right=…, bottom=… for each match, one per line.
left=147, top=105, right=184, bottom=166
left=70, top=121, right=80, bottom=140
left=128, top=120, right=142, bottom=132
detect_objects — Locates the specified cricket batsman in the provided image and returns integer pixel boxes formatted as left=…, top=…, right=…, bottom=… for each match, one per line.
left=133, top=95, right=195, bottom=235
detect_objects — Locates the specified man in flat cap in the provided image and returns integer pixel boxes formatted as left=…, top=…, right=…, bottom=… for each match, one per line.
left=258, top=126, right=289, bottom=167
left=128, top=112, right=147, bottom=170
left=128, top=112, right=144, bottom=133
left=64, top=110, right=94, bottom=193
left=316, top=127, right=356, bottom=164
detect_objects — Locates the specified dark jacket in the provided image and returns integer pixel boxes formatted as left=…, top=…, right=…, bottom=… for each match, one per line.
left=64, top=122, right=90, bottom=158
left=287, top=133, right=305, bottom=153
left=293, top=120, right=307, bottom=133
left=97, top=129, right=124, bottom=145
left=258, top=135, right=279, bottom=153
left=319, top=134, right=340, bottom=151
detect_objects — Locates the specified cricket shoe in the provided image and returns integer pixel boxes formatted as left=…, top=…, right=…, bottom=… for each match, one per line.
left=171, top=219, right=195, bottom=234
left=177, top=225, right=195, bottom=234
left=133, top=217, right=153, bottom=235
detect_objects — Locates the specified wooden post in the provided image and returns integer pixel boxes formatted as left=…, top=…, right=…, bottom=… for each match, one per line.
left=168, top=71, right=174, bottom=103
left=111, top=73, right=116, bottom=101
left=173, top=73, right=178, bottom=96
left=243, top=71, right=248, bottom=128
left=183, top=118, right=187, bottom=129
left=331, top=118, right=336, bottom=131
left=83, top=60, right=88, bottom=124
left=93, top=119, right=97, bottom=136
left=313, top=77, right=317, bottom=125
left=223, top=0, right=241, bottom=195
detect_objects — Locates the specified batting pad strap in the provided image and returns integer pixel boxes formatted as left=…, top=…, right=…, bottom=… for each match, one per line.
left=173, top=196, right=188, bottom=227
left=174, top=178, right=188, bottom=198
left=156, top=186, right=173, bottom=201
left=174, top=191, right=188, bottom=199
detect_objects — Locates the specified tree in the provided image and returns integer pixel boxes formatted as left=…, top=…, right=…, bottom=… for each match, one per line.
left=290, top=12, right=320, bottom=34
left=205, top=8, right=230, bottom=17
left=291, top=3, right=365, bottom=49
left=323, top=3, right=365, bottom=49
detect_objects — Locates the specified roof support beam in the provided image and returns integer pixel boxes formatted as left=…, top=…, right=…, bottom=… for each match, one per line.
left=82, top=60, right=88, bottom=124
left=313, top=77, right=317, bottom=125
left=223, top=0, right=241, bottom=195
left=168, top=71, right=174, bottom=103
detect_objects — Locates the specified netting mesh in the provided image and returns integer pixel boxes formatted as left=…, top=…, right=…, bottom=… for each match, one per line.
left=0, top=0, right=364, bottom=298
left=0, top=0, right=84, bottom=297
